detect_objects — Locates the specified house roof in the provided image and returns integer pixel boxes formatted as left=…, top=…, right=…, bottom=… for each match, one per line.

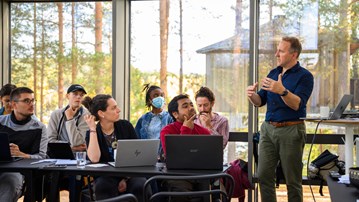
left=196, top=31, right=250, bottom=54
left=197, top=15, right=359, bottom=56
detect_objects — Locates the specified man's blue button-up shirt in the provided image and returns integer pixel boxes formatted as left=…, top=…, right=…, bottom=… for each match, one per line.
left=257, top=62, right=314, bottom=122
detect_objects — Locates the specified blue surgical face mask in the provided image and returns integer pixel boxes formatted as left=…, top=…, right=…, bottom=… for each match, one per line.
left=152, top=96, right=165, bottom=109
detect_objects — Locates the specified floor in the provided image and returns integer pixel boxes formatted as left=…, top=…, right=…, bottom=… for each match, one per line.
left=18, top=185, right=330, bottom=201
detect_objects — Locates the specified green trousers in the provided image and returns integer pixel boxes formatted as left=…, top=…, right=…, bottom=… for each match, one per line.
left=257, top=121, right=306, bottom=202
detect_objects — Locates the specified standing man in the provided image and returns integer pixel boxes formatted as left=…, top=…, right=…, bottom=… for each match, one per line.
left=194, top=86, right=229, bottom=149
left=0, top=84, right=17, bottom=115
left=247, top=36, right=313, bottom=202
left=0, top=87, right=47, bottom=201
left=47, top=84, right=89, bottom=202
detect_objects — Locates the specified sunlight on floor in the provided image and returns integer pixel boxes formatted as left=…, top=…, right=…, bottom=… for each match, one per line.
left=18, top=185, right=330, bottom=202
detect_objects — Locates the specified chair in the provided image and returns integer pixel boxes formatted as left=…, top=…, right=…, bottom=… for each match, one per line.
left=143, top=173, right=234, bottom=202
left=81, top=175, right=95, bottom=201
left=96, top=193, right=138, bottom=202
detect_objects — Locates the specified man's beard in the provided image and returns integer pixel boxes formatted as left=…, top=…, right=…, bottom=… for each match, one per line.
left=19, top=111, right=34, bottom=118
left=199, top=108, right=212, bottom=115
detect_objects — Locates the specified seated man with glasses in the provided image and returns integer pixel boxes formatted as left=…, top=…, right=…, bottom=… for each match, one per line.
left=0, top=83, right=17, bottom=115
left=0, top=87, right=47, bottom=201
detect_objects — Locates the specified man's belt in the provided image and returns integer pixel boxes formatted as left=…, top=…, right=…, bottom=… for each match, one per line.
left=268, top=121, right=304, bottom=128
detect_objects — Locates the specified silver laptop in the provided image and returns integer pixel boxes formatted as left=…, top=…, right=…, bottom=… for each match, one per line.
left=302, top=94, right=354, bottom=120
left=108, top=139, right=160, bottom=167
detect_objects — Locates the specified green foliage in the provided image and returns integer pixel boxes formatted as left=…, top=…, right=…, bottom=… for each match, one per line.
left=129, top=66, right=205, bottom=125
left=10, top=2, right=113, bottom=122
left=130, top=66, right=152, bottom=125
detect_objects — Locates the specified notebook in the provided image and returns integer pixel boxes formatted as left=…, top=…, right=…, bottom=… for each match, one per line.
left=301, top=94, right=354, bottom=120
left=165, top=135, right=223, bottom=170
left=0, top=132, right=23, bottom=162
left=108, top=139, right=160, bottom=167
left=47, top=142, right=75, bottom=160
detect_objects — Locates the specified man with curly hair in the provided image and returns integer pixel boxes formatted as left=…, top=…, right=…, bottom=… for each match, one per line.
left=194, top=86, right=229, bottom=149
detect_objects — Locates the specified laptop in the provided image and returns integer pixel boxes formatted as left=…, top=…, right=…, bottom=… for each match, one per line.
left=165, top=135, right=223, bottom=170
left=0, top=132, right=23, bottom=162
left=47, top=142, right=75, bottom=160
left=301, top=94, right=354, bottom=120
left=108, top=139, right=160, bottom=167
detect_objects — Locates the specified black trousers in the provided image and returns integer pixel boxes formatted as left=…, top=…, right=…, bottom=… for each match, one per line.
left=94, top=176, right=147, bottom=201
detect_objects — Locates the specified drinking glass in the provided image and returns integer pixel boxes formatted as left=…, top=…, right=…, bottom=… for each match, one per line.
left=76, top=151, right=86, bottom=169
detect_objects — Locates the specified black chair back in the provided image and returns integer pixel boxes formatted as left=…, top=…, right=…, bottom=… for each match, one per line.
left=143, top=173, right=234, bottom=202
left=96, top=193, right=138, bottom=202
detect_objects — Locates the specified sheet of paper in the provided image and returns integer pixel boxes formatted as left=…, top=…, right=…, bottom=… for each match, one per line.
left=338, top=175, right=350, bottom=184
left=86, top=163, right=109, bottom=168
left=30, top=159, right=57, bottom=165
left=55, top=159, right=77, bottom=165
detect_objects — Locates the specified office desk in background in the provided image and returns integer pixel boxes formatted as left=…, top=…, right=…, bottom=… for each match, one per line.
left=327, top=176, right=359, bottom=202
left=305, top=119, right=359, bottom=174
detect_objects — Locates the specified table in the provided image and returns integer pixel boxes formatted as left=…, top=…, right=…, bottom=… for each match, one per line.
left=43, top=163, right=229, bottom=201
left=0, top=159, right=229, bottom=201
left=327, top=175, right=359, bottom=202
left=305, top=119, right=359, bottom=174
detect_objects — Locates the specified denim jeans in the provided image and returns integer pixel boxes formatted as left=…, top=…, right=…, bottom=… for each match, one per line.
left=0, top=172, right=24, bottom=202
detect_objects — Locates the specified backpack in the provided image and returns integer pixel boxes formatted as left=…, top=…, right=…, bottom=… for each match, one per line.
left=308, top=149, right=345, bottom=196
left=225, top=159, right=252, bottom=202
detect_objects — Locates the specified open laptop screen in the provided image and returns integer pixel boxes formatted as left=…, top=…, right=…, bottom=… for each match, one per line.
left=301, top=94, right=353, bottom=120
left=0, top=132, right=23, bottom=162
left=47, top=142, right=75, bottom=159
left=165, top=135, right=223, bottom=170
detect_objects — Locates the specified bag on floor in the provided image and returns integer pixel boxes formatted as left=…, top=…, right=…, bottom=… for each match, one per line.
left=225, top=159, right=251, bottom=202
left=308, top=149, right=345, bottom=196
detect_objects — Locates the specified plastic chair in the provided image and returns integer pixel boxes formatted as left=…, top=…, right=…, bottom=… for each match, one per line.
left=143, top=173, right=234, bottom=202
left=96, top=193, right=138, bottom=202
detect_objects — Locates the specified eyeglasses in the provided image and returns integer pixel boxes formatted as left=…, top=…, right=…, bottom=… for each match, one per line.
left=15, top=98, right=36, bottom=105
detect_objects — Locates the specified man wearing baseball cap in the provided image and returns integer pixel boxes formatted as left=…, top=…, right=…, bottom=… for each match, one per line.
left=47, top=84, right=89, bottom=202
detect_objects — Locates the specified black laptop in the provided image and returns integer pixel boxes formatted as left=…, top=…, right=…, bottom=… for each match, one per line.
left=0, top=132, right=23, bottom=162
left=165, top=135, right=223, bottom=170
left=47, top=142, right=75, bottom=160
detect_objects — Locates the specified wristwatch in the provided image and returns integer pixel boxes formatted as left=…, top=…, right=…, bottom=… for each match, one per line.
left=280, top=89, right=288, bottom=96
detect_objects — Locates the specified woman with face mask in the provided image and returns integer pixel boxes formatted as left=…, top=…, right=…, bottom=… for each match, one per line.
left=135, top=84, right=173, bottom=158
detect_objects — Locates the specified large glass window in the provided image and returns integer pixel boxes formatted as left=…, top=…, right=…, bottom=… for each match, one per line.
left=130, top=0, right=250, bottom=162
left=10, top=2, right=113, bottom=123
left=258, top=0, right=359, bottom=170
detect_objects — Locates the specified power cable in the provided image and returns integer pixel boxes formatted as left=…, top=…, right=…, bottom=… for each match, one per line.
left=306, top=120, right=323, bottom=202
